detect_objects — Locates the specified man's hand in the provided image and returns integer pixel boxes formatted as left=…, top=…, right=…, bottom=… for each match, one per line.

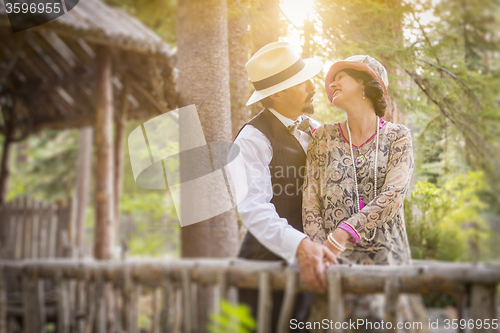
left=296, top=238, right=338, bottom=292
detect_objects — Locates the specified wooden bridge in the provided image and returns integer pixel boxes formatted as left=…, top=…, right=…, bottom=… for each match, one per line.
left=0, top=258, right=498, bottom=333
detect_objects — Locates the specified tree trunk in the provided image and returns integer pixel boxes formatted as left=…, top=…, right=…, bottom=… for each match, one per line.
left=177, top=0, right=239, bottom=330
left=93, top=46, right=115, bottom=260
left=228, top=0, right=250, bottom=138
left=177, top=0, right=239, bottom=257
left=75, top=127, right=93, bottom=257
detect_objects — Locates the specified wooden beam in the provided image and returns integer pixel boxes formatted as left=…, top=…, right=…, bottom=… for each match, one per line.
left=3, top=259, right=500, bottom=295
left=93, top=46, right=115, bottom=260
left=37, top=30, right=77, bottom=69
left=0, top=34, right=24, bottom=83
left=24, top=32, right=64, bottom=79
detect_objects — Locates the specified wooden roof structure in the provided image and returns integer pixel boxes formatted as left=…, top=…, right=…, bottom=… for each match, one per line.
left=0, top=0, right=177, bottom=138
left=0, top=0, right=179, bottom=258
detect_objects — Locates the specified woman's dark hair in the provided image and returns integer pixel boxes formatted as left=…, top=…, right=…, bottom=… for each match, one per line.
left=338, top=68, right=387, bottom=117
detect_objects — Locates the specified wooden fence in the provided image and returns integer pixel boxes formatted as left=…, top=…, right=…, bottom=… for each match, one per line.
left=0, top=197, right=74, bottom=260
left=0, top=259, right=499, bottom=333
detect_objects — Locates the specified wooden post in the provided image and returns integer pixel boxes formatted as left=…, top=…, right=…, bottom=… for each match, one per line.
left=160, top=279, right=173, bottom=332
left=22, top=196, right=32, bottom=259
left=181, top=268, right=193, bottom=333
left=0, top=124, right=13, bottom=205
left=14, top=198, right=23, bottom=260
left=0, top=266, right=6, bottom=333
left=114, top=81, right=129, bottom=233
left=95, top=274, right=106, bottom=333
left=122, top=264, right=139, bottom=333
left=151, top=288, right=161, bottom=333
left=257, top=271, right=272, bottom=333
left=75, top=127, right=93, bottom=258
left=214, top=270, right=227, bottom=315
left=328, top=271, right=344, bottom=333
left=470, top=284, right=496, bottom=333
left=93, top=46, right=115, bottom=260
left=31, top=199, right=40, bottom=259
left=22, top=275, right=46, bottom=333
left=75, top=280, right=86, bottom=333
left=83, top=281, right=96, bottom=333
left=384, top=276, right=399, bottom=331
left=277, top=271, right=298, bottom=333
left=0, top=201, right=13, bottom=259
left=56, top=275, right=70, bottom=333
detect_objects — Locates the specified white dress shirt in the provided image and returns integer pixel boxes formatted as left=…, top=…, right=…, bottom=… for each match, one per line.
left=234, top=108, right=319, bottom=263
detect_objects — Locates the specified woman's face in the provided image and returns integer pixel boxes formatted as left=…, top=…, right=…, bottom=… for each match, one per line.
left=328, top=70, right=363, bottom=109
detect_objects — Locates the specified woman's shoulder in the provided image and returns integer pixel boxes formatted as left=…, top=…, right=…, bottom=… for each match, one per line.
left=312, top=123, right=339, bottom=139
left=383, top=121, right=412, bottom=141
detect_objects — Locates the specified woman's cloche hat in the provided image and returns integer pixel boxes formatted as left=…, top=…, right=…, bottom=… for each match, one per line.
left=325, top=55, right=389, bottom=104
left=246, top=42, right=323, bottom=106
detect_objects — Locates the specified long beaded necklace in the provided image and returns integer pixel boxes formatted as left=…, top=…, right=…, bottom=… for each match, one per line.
left=346, top=116, right=379, bottom=242
left=353, top=116, right=376, bottom=169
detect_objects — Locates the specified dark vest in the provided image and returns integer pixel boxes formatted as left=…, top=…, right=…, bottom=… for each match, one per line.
left=237, top=109, right=309, bottom=261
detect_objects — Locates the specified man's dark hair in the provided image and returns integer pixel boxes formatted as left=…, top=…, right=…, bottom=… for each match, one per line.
left=260, top=96, right=274, bottom=109
left=339, top=68, right=387, bottom=117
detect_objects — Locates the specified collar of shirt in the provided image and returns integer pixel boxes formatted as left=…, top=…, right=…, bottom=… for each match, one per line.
left=268, top=108, right=302, bottom=128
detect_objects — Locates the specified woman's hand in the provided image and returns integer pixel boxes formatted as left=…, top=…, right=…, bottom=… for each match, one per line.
left=323, top=227, right=351, bottom=256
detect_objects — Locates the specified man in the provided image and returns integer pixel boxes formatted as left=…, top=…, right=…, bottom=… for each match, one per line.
left=234, top=42, right=337, bottom=331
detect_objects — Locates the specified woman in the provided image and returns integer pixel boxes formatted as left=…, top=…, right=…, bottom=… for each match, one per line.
left=302, top=55, right=427, bottom=331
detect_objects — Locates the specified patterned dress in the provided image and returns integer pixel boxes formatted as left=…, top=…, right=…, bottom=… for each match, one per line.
left=302, top=120, right=428, bottom=332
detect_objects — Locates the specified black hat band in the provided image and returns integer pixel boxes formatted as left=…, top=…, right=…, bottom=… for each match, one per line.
left=252, top=59, right=305, bottom=91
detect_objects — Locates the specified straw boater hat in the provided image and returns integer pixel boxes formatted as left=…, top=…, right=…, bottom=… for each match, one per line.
left=324, top=55, right=389, bottom=104
left=246, top=42, right=323, bottom=106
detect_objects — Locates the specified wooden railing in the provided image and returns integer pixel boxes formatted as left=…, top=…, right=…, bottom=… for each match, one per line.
left=0, top=197, right=74, bottom=260
left=0, top=259, right=499, bottom=333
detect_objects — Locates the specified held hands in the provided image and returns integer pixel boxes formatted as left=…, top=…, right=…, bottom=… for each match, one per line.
left=296, top=238, right=338, bottom=293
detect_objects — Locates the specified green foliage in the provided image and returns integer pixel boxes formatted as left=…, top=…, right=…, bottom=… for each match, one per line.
left=120, top=191, right=179, bottom=257
left=7, top=129, right=79, bottom=202
left=104, top=0, right=177, bottom=48
left=207, top=300, right=256, bottom=333
left=405, top=171, right=490, bottom=261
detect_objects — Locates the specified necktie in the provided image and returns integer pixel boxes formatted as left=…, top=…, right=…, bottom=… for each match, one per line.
left=288, top=117, right=311, bottom=136
left=288, top=119, right=301, bottom=134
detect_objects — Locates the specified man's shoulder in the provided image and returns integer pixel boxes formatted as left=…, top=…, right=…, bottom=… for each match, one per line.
left=234, top=124, right=269, bottom=146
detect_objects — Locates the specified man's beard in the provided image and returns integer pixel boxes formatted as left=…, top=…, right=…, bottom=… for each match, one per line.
left=302, top=91, right=316, bottom=114
left=302, top=104, right=315, bottom=115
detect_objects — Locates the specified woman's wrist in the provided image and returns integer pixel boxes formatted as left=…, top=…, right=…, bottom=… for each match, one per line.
left=337, top=222, right=360, bottom=244
left=327, top=232, right=346, bottom=253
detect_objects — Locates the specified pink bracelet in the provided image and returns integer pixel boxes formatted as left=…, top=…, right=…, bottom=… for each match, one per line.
left=338, top=223, right=360, bottom=244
